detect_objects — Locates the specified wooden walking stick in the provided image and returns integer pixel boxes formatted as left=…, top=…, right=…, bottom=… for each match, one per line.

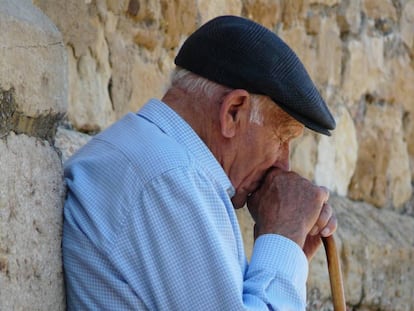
left=322, top=235, right=346, bottom=311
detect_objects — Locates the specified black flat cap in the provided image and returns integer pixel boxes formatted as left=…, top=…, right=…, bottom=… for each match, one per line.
left=175, top=15, right=336, bottom=135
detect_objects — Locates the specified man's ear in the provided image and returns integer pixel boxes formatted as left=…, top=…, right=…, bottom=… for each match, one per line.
left=219, top=89, right=250, bottom=138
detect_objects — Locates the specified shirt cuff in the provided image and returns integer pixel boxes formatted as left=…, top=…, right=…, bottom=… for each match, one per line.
left=249, top=234, right=309, bottom=286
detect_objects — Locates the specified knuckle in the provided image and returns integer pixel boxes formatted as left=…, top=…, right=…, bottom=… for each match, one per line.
left=267, top=168, right=281, bottom=182
left=321, top=205, right=331, bottom=219
left=315, top=186, right=329, bottom=202
left=330, top=213, right=338, bottom=226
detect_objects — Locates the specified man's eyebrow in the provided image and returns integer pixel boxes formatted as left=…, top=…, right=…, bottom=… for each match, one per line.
left=281, top=123, right=304, bottom=138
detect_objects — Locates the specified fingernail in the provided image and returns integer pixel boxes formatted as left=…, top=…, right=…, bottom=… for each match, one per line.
left=321, top=228, right=330, bottom=236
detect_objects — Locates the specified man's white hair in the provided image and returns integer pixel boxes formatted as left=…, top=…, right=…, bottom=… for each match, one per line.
left=170, top=67, right=267, bottom=125
left=170, top=67, right=230, bottom=99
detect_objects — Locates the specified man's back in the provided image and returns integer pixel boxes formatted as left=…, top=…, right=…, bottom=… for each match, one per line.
left=63, top=100, right=248, bottom=310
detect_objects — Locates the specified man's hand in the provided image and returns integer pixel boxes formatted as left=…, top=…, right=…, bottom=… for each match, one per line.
left=247, top=168, right=337, bottom=260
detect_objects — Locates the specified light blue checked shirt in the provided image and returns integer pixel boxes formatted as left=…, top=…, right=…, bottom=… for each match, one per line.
left=62, top=99, right=308, bottom=310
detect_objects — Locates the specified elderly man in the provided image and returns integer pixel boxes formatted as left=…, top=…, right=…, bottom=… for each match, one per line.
left=63, top=15, right=337, bottom=310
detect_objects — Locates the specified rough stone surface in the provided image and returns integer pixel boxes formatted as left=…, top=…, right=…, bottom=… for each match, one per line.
left=315, top=16, right=342, bottom=87
left=0, top=0, right=67, bottom=122
left=33, top=0, right=180, bottom=131
left=309, top=0, right=340, bottom=6
left=0, top=1, right=67, bottom=309
left=66, top=36, right=114, bottom=132
left=290, top=101, right=358, bottom=197
left=0, top=133, right=65, bottom=311
left=404, top=111, right=414, bottom=180
left=242, top=0, right=281, bottom=29
left=362, top=0, right=397, bottom=23
left=401, top=1, right=414, bottom=50
left=342, top=35, right=386, bottom=103
left=314, top=104, right=358, bottom=196
left=291, top=129, right=319, bottom=181
left=55, top=126, right=92, bottom=163
left=349, top=103, right=412, bottom=209
left=307, top=196, right=414, bottom=310
left=337, top=0, right=362, bottom=35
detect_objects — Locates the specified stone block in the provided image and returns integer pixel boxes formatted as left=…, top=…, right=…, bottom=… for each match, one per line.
left=401, top=1, right=414, bottom=50
left=161, top=0, right=198, bottom=49
left=291, top=130, right=318, bottom=181
left=0, top=0, right=67, bottom=121
left=403, top=111, right=414, bottom=179
left=54, top=126, right=92, bottom=163
left=133, top=28, right=161, bottom=51
left=291, top=102, right=358, bottom=197
left=235, top=207, right=255, bottom=261
left=106, top=0, right=129, bottom=14
left=128, top=54, right=173, bottom=112
left=35, top=0, right=115, bottom=132
left=0, top=133, right=65, bottom=310
left=349, top=103, right=412, bottom=208
left=125, top=0, right=161, bottom=24
left=280, top=0, right=308, bottom=28
left=342, top=36, right=385, bottom=103
left=386, top=55, right=414, bottom=115
left=66, top=28, right=115, bottom=132
left=242, top=0, right=281, bottom=29
left=305, top=12, right=321, bottom=35
left=362, top=0, right=397, bottom=22
left=315, top=104, right=358, bottom=196
left=315, top=16, right=342, bottom=87
left=33, top=0, right=98, bottom=58
left=336, top=0, right=362, bottom=35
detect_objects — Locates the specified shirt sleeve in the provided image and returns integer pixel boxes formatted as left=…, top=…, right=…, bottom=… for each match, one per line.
left=108, top=165, right=308, bottom=311
left=245, top=234, right=308, bottom=310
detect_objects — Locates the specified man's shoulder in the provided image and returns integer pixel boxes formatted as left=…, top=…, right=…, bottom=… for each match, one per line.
left=65, top=112, right=195, bottom=181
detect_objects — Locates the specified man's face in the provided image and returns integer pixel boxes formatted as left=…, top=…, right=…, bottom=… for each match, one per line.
left=230, top=100, right=304, bottom=209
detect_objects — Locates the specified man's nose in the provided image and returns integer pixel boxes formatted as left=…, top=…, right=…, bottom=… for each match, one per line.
left=273, top=142, right=290, bottom=171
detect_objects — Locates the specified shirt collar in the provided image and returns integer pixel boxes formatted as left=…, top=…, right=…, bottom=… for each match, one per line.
left=137, top=98, right=235, bottom=197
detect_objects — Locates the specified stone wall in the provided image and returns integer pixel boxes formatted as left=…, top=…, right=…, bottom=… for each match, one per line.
left=1, top=0, right=413, bottom=310
left=0, top=0, right=66, bottom=309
